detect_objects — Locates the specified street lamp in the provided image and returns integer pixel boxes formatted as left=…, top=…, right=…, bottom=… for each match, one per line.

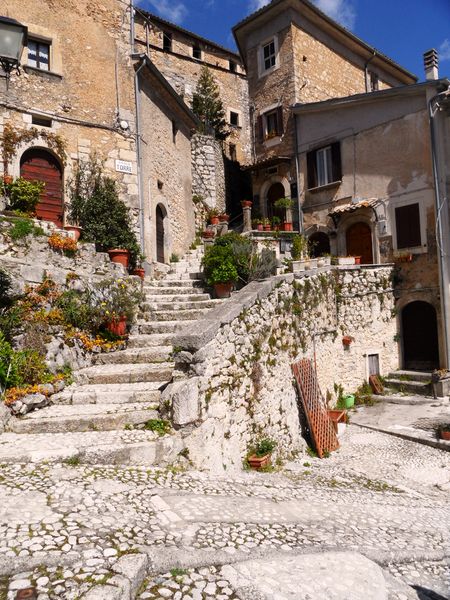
left=0, top=16, right=28, bottom=88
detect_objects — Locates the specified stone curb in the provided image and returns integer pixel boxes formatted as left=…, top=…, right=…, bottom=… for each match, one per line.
left=81, top=553, right=148, bottom=599
left=353, top=422, right=450, bottom=452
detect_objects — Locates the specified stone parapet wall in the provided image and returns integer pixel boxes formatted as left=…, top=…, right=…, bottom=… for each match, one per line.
left=192, top=134, right=226, bottom=212
left=167, top=266, right=397, bottom=472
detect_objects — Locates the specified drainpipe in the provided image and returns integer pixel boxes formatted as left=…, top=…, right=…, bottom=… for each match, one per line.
left=134, top=54, right=147, bottom=259
left=293, top=112, right=304, bottom=233
left=429, top=88, right=450, bottom=369
left=364, top=51, right=376, bottom=93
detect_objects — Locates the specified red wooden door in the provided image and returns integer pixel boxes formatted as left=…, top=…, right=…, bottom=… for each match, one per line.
left=20, top=149, right=63, bottom=227
left=346, top=222, right=373, bottom=264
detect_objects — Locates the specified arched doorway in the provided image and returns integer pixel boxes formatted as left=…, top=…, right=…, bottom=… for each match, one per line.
left=346, top=222, right=373, bottom=264
left=401, top=301, right=439, bottom=370
left=267, top=182, right=285, bottom=220
left=309, top=232, right=330, bottom=257
left=20, top=148, right=63, bottom=227
left=156, top=204, right=165, bottom=263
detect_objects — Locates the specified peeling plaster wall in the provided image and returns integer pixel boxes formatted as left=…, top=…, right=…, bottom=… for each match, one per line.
left=168, top=267, right=397, bottom=472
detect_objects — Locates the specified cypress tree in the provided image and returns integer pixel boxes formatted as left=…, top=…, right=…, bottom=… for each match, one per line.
left=192, top=66, right=229, bottom=140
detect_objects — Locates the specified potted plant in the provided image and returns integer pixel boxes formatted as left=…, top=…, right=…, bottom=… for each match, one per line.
left=218, top=213, right=229, bottom=222
left=108, top=248, right=130, bottom=268
left=208, top=259, right=238, bottom=298
left=241, top=200, right=252, bottom=208
left=202, top=229, right=215, bottom=239
left=94, top=277, right=144, bottom=337
left=208, top=208, right=219, bottom=225
left=262, top=218, right=271, bottom=232
left=342, top=335, right=353, bottom=347
left=64, top=224, right=83, bottom=241
left=354, top=256, right=362, bottom=265
left=271, top=216, right=281, bottom=231
left=132, top=253, right=146, bottom=279
left=437, top=423, right=450, bottom=441
left=274, top=198, right=294, bottom=231
left=247, top=438, right=277, bottom=470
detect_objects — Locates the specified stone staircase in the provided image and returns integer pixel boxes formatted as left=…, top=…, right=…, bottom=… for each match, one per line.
left=0, top=247, right=224, bottom=465
left=377, top=370, right=434, bottom=404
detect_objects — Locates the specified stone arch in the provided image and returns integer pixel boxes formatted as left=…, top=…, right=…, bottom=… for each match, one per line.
left=337, top=211, right=378, bottom=263
left=20, top=147, right=64, bottom=227
left=259, top=176, right=290, bottom=218
left=400, top=300, right=439, bottom=371
left=155, top=202, right=169, bottom=264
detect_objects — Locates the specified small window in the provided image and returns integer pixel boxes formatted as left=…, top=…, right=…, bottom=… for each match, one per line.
left=172, top=120, right=178, bottom=144
left=193, top=44, right=202, bottom=60
left=262, top=39, right=276, bottom=71
left=163, top=32, right=172, bottom=52
left=28, top=39, right=50, bottom=71
left=307, top=143, right=342, bottom=189
left=369, top=71, right=379, bottom=92
left=229, top=111, right=239, bottom=127
left=395, top=203, right=421, bottom=249
left=32, top=114, right=52, bottom=127
left=229, top=60, right=236, bottom=72
left=256, top=107, right=283, bottom=142
left=229, top=144, right=237, bottom=162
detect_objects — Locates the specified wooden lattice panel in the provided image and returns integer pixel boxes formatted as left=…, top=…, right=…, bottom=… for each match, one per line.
left=292, top=359, right=339, bottom=458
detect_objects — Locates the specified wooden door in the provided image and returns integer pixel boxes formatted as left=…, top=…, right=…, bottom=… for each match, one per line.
left=368, top=354, right=380, bottom=376
left=156, top=205, right=165, bottom=263
left=20, top=149, right=63, bottom=227
left=346, top=222, right=373, bottom=264
left=402, top=301, right=439, bottom=370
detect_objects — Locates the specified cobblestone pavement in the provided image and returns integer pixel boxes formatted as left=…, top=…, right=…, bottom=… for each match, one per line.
left=0, top=426, right=449, bottom=599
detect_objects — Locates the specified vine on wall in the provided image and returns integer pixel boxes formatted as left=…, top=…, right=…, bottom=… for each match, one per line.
left=1, top=122, right=68, bottom=173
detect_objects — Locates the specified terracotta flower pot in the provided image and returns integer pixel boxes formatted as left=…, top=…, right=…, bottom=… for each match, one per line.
left=264, top=224, right=271, bottom=232
left=133, top=268, right=145, bottom=280
left=64, top=225, right=82, bottom=241
left=439, top=429, right=450, bottom=441
left=241, top=200, right=252, bottom=208
left=342, top=335, right=353, bottom=347
left=218, top=214, right=229, bottom=222
left=209, top=216, right=219, bottom=225
left=213, top=282, right=233, bottom=299
left=106, top=316, right=127, bottom=336
left=108, top=248, right=130, bottom=268
left=354, top=256, right=362, bottom=265
left=202, top=230, right=215, bottom=239
left=283, top=222, right=293, bottom=231
left=257, top=224, right=263, bottom=231
left=248, top=453, right=271, bottom=470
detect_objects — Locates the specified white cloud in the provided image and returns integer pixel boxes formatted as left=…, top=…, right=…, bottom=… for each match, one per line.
left=141, top=0, right=188, bottom=24
left=248, top=0, right=271, bottom=11
left=439, top=39, right=450, bottom=62
left=311, top=0, right=356, bottom=30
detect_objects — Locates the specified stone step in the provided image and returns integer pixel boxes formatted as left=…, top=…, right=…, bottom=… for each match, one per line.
left=145, top=308, right=211, bottom=321
left=93, top=346, right=173, bottom=365
left=143, top=293, right=211, bottom=303
left=132, top=320, right=196, bottom=335
left=164, top=272, right=203, bottom=281
left=0, top=430, right=183, bottom=466
left=144, top=286, right=205, bottom=296
left=52, top=382, right=164, bottom=405
left=8, top=403, right=159, bottom=434
left=143, top=299, right=220, bottom=311
left=144, top=279, right=203, bottom=289
left=384, top=378, right=431, bottom=396
left=127, top=333, right=174, bottom=348
left=387, top=370, right=432, bottom=383
left=75, top=362, right=174, bottom=385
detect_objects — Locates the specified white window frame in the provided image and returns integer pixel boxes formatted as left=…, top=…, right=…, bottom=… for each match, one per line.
left=27, top=37, right=51, bottom=71
left=316, top=146, right=333, bottom=187
left=390, top=196, right=428, bottom=253
left=228, top=108, right=241, bottom=128
left=258, top=34, right=279, bottom=78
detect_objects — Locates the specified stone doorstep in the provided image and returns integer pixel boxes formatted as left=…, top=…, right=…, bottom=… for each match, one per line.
left=147, top=308, right=213, bottom=322
left=0, top=431, right=183, bottom=466
left=75, top=362, right=174, bottom=385
left=7, top=404, right=160, bottom=434
left=52, top=386, right=163, bottom=406
left=384, top=378, right=431, bottom=395
left=388, top=370, right=432, bottom=382
left=133, top=320, right=197, bottom=335
left=92, top=346, right=173, bottom=365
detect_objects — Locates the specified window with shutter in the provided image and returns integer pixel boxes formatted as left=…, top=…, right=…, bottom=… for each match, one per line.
left=395, top=203, right=421, bottom=249
left=306, top=143, right=341, bottom=189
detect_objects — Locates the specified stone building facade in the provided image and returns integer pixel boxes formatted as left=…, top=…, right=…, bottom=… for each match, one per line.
left=293, top=79, right=450, bottom=370
left=233, top=0, right=417, bottom=226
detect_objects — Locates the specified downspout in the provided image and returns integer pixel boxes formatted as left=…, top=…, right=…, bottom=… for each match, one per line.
left=134, top=55, right=147, bottom=259
left=429, top=88, right=450, bottom=369
left=364, top=51, right=376, bottom=93
left=293, top=112, right=304, bottom=233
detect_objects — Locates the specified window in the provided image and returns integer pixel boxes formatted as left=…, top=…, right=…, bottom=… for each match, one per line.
left=32, top=114, right=52, bottom=127
left=395, top=203, right=421, bottom=249
left=229, top=111, right=239, bottom=127
left=369, top=71, right=379, bottom=92
left=256, top=107, right=284, bottom=142
left=229, top=60, right=237, bottom=72
left=307, top=143, right=341, bottom=189
left=28, top=39, right=50, bottom=71
left=163, top=32, right=172, bottom=52
left=229, top=144, right=237, bottom=161
left=192, top=44, right=202, bottom=60
left=262, top=39, right=276, bottom=71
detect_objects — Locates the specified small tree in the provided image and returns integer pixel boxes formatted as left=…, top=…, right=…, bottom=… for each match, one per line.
left=192, top=66, right=229, bottom=140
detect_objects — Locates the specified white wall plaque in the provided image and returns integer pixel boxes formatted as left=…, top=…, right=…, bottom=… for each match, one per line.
left=115, top=160, right=133, bottom=174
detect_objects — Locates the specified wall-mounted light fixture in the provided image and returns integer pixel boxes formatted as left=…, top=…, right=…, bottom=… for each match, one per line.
left=0, top=16, right=28, bottom=88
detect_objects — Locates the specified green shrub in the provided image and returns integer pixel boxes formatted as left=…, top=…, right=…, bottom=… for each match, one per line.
left=291, top=234, right=309, bottom=260
left=0, top=269, right=14, bottom=309
left=211, top=232, right=253, bottom=283
left=143, top=419, right=171, bottom=436
left=248, top=248, right=277, bottom=281
left=9, top=218, right=34, bottom=240
left=254, top=438, right=277, bottom=457
left=14, top=350, right=49, bottom=386
left=5, top=178, right=44, bottom=215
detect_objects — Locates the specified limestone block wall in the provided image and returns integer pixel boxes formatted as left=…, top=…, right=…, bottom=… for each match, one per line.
left=192, top=134, right=226, bottom=212
left=170, top=267, right=397, bottom=472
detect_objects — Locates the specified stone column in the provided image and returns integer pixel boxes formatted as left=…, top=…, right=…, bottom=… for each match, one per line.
left=241, top=201, right=252, bottom=233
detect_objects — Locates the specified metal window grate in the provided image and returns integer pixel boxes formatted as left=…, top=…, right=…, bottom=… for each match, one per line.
left=292, top=359, right=339, bottom=458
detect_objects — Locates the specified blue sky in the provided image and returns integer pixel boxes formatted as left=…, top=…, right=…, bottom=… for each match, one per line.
left=136, top=0, right=450, bottom=81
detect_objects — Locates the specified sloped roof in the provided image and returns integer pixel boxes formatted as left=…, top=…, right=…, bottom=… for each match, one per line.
left=329, top=198, right=381, bottom=215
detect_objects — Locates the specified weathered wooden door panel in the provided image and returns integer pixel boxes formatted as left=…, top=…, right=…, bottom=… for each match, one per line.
left=156, top=205, right=165, bottom=263
left=346, top=222, right=373, bottom=264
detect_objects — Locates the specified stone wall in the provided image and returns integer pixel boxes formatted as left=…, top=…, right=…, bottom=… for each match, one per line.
left=167, top=266, right=397, bottom=472
left=192, top=134, right=226, bottom=212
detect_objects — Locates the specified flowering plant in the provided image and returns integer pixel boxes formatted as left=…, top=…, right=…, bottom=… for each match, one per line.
left=48, top=233, right=78, bottom=255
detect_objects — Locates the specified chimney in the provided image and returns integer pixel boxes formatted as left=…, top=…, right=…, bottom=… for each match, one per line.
left=424, top=49, right=439, bottom=81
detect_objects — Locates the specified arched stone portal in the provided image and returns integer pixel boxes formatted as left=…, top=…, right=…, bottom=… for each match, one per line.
left=20, top=148, right=63, bottom=227
left=156, top=204, right=166, bottom=263
left=309, top=232, right=330, bottom=257
left=267, top=182, right=285, bottom=220
left=401, top=301, right=439, bottom=370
